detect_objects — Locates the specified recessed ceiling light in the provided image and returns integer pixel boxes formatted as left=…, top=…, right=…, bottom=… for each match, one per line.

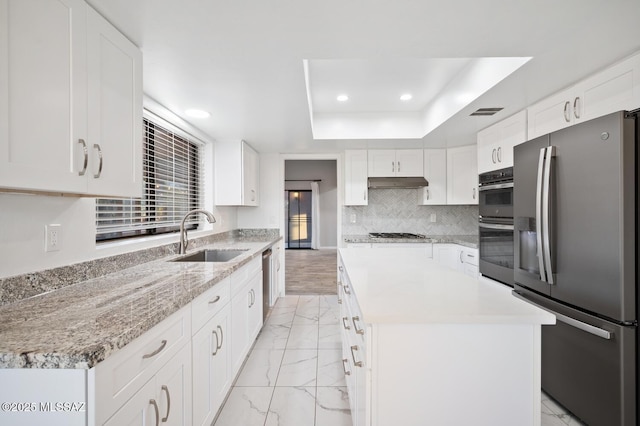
left=337, top=94, right=349, bottom=102
left=400, top=93, right=413, bottom=101
left=185, top=109, right=210, bottom=118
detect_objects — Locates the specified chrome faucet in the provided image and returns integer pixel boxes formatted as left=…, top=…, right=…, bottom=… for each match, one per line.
left=179, top=209, right=216, bottom=254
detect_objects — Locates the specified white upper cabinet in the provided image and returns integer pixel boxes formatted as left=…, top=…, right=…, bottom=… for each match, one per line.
left=419, top=149, right=447, bottom=205
left=528, top=52, right=640, bottom=139
left=215, top=140, right=259, bottom=206
left=446, top=145, right=478, bottom=205
left=367, top=149, right=423, bottom=177
left=0, top=0, right=142, bottom=197
left=344, top=150, right=368, bottom=206
left=86, top=6, right=143, bottom=197
left=477, top=110, right=527, bottom=173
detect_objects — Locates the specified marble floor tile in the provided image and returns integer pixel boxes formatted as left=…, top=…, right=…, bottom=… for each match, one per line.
left=317, top=349, right=347, bottom=387
left=286, top=324, right=319, bottom=349
left=297, top=295, right=320, bottom=311
left=213, top=386, right=274, bottom=426
left=275, top=295, right=300, bottom=308
left=319, top=294, right=339, bottom=309
left=253, top=324, right=291, bottom=350
left=266, top=306, right=296, bottom=326
left=276, top=349, right=318, bottom=387
left=318, top=324, right=341, bottom=349
left=541, top=401, right=570, bottom=426
left=234, top=349, right=284, bottom=387
left=315, top=386, right=352, bottom=426
left=292, top=309, right=319, bottom=325
left=318, top=305, right=340, bottom=325
left=265, top=386, right=316, bottom=426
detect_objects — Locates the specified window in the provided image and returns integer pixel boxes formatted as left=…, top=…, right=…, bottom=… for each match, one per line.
left=96, top=113, right=203, bottom=241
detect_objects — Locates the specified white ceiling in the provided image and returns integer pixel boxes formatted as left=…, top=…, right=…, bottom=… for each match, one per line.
left=87, top=0, right=640, bottom=153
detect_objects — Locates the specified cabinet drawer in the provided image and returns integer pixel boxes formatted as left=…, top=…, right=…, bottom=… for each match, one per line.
left=192, top=277, right=231, bottom=334
left=462, top=248, right=478, bottom=266
left=230, top=256, right=261, bottom=297
left=93, top=306, right=191, bottom=424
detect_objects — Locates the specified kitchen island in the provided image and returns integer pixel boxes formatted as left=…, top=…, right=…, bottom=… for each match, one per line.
left=338, top=248, right=555, bottom=426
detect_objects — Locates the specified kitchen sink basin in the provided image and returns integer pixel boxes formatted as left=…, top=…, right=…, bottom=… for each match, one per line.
left=171, top=249, right=248, bottom=263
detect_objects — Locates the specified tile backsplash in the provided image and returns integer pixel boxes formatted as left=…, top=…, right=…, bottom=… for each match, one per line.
left=342, top=189, right=478, bottom=236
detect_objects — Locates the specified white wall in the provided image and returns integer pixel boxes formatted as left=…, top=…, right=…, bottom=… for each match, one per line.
left=284, top=160, right=337, bottom=248
left=0, top=101, right=238, bottom=279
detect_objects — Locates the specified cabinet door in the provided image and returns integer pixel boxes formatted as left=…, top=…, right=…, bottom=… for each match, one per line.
left=86, top=6, right=142, bottom=197
left=344, top=150, right=368, bottom=205
left=577, top=52, right=640, bottom=124
left=230, top=283, right=250, bottom=376
left=367, top=150, right=396, bottom=177
left=394, top=149, right=423, bottom=177
left=192, top=304, right=231, bottom=426
left=155, top=344, right=192, bottom=426
left=446, top=145, right=477, bottom=205
left=477, top=125, right=500, bottom=174
left=495, top=110, right=527, bottom=169
left=420, top=149, right=447, bottom=205
left=242, top=142, right=259, bottom=206
left=104, top=378, right=157, bottom=426
left=0, top=0, right=88, bottom=193
left=247, top=272, right=263, bottom=342
left=527, top=88, right=575, bottom=140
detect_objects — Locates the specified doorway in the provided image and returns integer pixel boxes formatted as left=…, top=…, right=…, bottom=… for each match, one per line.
left=285, top=190, right=313, bottom=249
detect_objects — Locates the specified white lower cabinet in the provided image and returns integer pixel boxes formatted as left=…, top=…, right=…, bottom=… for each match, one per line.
left=192, top=303, right=232, bottom=426
left=433, top=243, right=478, bottom=278
left=230, top=257, right=263, bottom=376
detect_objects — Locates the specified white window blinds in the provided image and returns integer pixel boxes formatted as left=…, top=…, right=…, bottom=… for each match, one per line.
left=96, top=115, right=203, bottom=241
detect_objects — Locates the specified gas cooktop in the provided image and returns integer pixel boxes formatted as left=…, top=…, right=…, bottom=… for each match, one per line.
left=368, top=232, right=426, bottom=239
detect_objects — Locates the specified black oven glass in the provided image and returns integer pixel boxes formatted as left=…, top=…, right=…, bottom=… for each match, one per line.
left=479, top=223, right=514, bottom=269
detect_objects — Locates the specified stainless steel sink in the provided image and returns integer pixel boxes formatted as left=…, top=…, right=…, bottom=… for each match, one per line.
left=171, top=249, right=248, bottom=263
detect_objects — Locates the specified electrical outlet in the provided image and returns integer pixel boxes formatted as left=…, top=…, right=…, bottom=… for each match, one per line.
left=430, top=213, right=437, bottom=223
left=45, top=224, right=62, bottom=252
left=350, top=213, right=357, bottom=223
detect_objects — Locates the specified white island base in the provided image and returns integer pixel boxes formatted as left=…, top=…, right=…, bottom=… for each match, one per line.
left=338, top=248, right=555, bottom=426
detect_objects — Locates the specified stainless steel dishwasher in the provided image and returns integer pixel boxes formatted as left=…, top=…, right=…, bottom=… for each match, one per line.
left=262, top=248, right=273, bottom=321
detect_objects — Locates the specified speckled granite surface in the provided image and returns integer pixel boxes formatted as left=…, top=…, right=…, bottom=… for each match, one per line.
left=0, top=230, right=280, bottom=369
left=343, top=234, right=478, bottom=248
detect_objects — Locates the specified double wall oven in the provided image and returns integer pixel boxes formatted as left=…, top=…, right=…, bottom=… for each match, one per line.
left=478, top=167, right=514, bottom=286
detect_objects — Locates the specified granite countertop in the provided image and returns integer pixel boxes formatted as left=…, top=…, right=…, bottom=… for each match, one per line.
left=339, top=248, right=554, bottom=325
left=0, top=235, right=280, bottom=369
left=343, top=234, right=478, bottom=248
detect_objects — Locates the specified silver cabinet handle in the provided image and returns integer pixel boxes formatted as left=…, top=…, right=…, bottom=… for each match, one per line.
left=93, top=143, right=103, bottom=178
left=492, top=148, right=497, bottom=164
left=342, top=316, right=351, bottom=330
left=149, top=399, right=160, bottom=426
left=497, top=146, right=502, bottom=162
left=339, top=265, right=343, bottom=272
left=78, top=139, right=88, bottom=176
left=350, top=345, right=363, bottom=367
left=472, top=188, right=476, bottom=200
left=397, top=161, right=400, bottom=172
left=512, top=292, right=613, bottom=340
left=563, top=101, right=571, bottom=122
left=573, top=97, right=581, bottom=119
left=426, top=188, right=430, bottom=200
left=342, top=358, right=351, bottom=376
left=209, top=295, right=221, bottom=304
left=212, top=329, right=219, bottom=356
left=251, top=189, right=256, bottom=202
left=459, top=251, right=464, bottom=263
left=143, top=340, right=167, bottom=359
left=343, top=284, right=351, bottom=295
left=391, top=161, right=395, bottom=173
left=352, top=316, right=365, bottom=335
left=248, top=290, right=253, bottom=308
left=161, top=385, right=171, bottom=422
left=216, top=325, right=224, bottom=349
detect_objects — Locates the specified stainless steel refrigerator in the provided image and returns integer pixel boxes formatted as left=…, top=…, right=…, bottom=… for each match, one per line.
left=513, top=110, right=639, bottom=425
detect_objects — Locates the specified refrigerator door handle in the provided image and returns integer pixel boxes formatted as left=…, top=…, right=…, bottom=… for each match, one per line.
left=512, top=291, right=613, bottom=340
left=542, top=146, right=556, bottom=284
left=536, top=148, right=547, bottom=282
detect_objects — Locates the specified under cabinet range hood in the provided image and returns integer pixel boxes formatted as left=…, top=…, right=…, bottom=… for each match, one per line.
left=367, top=176, right=429, bottom=189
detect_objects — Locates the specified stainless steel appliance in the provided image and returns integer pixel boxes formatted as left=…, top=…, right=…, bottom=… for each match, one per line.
left=262, top=248, right=273, bottom=321
left=513, top=110, right=639, bottom=425
left=478, top=167, right=514, bottom=286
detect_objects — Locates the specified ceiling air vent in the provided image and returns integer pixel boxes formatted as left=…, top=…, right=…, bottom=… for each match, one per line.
left=470, top=107, right=503, bottom=116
